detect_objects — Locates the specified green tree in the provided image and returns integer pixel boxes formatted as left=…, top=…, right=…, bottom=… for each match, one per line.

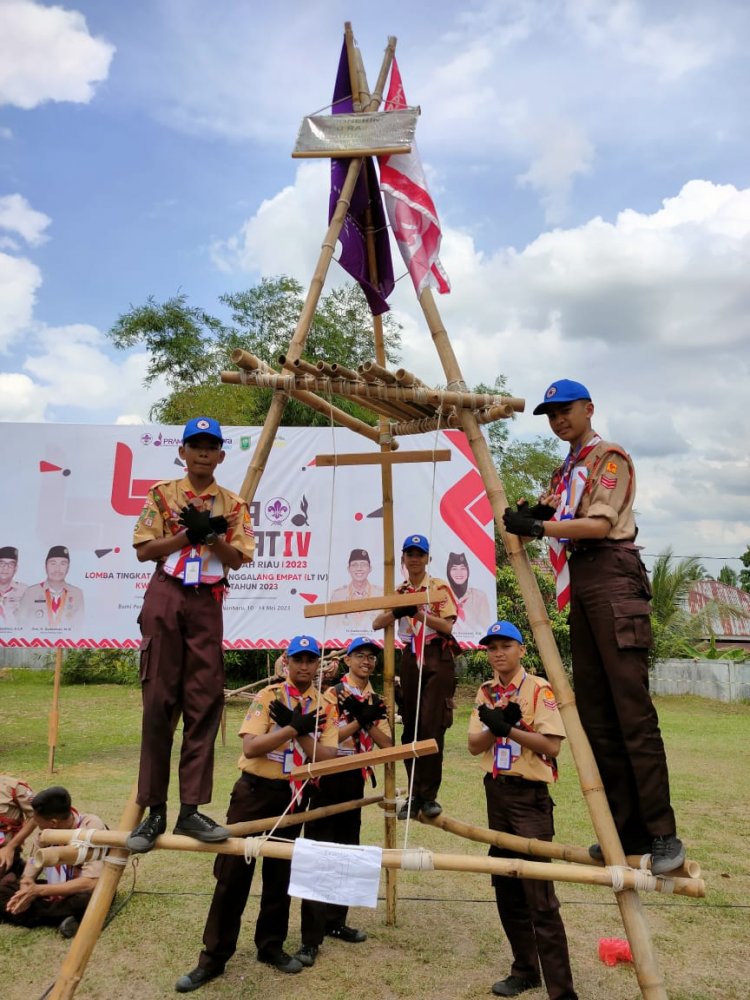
left=649, top=549, right=748, bottom=663
left=717, top=565, right=739, bottom=587
left=109, top=276, right=403, bottom=426
left=739, top=545, right=750, bottom=593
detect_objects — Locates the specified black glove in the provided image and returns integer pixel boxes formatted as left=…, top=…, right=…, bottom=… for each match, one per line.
left=342, top=694, right=367, bottom=723
left=392, top=605, right=418, bottom=620
left=502, top=701, right=523, bottom=727
left=269, top=700, right=294, bottom=728
left=516, top=499, right=557, bottom=522
left=357, top=698, right=388, bottom=728
left=290, top=707, right=321, bottom=737
left=478, top=703, right=514, bottom=738
left=502, top=507, right=545, bottom=539
left=208, top=514, right=229, bottom=535
left=179, top=505, right=212, bottom=543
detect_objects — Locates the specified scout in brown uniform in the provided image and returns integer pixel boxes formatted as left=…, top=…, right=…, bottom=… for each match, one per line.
left=297, top=636, right=393, bottom=964
left=126, top=417, right=255, bottom=854
left=373, top=533, right=459, bottom=820
left=18, top=546, right=84, bottom=629
left=0, top=547, right=27, bottom=627
left=0, top=775, right=35, bottom=877
left=175, top=635, right=339, bottom=993
left=0, top=786, right=106, bottom=939
left=469, top=622, right=577, bottom=1000
left=503, top=379, right=683, bottom=875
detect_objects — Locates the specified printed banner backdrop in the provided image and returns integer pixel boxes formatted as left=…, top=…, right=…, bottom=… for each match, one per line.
left=0, top=424, right=497, bottom=650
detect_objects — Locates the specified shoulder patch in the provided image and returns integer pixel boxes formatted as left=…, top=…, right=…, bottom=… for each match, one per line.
left=541, top=687, right=558, bottom=709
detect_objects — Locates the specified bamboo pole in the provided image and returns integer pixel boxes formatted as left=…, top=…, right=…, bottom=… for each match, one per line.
left=388, top=404, right=514, bottom=436
left=314, top=449, right=451, bottom=467
left=36, top=833, right=704, bottom=898
left=47, top=648, right=63, bottom=773
left=417, top=283, right=668, bottom=998
left=416, top=811, right=702, bottom=880
left=223, top=366, right=391, bottom=449
left=291, top=738, right=438, bottom=779
left=303, top=589, right=434, bottom=619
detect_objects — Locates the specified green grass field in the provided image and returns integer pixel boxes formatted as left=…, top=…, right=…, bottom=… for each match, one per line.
left=1, top=670, right=748, bottom=1000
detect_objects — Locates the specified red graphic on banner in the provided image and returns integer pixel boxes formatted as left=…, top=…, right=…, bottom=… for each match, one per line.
left=299, top=593, right=318, bottom=603
left=111, top=443, right=158, bottom=516
left=439, top=431, right=495, bottom=573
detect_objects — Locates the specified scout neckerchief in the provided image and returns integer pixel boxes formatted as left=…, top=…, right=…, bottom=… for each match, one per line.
left=483, top=672, right=528, bottom=778
left=44, top=809, right=82, bottom=887
left=338, top=674, right=376, bottom=786
left=43, top=584, right=68, bottom=625
left=548, top=433, right=602, bottom=610
left=282, top=683, right=316, bottom=811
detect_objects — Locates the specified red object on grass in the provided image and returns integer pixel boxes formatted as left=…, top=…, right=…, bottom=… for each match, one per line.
left=598, top=938, right=633, bottom=966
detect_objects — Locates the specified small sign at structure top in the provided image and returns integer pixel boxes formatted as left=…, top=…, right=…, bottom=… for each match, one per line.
left=293, top=107, right=419, bottom=159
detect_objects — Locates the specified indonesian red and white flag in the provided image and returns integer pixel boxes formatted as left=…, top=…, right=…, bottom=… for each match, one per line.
left=379, top=59, right=450, bottom=297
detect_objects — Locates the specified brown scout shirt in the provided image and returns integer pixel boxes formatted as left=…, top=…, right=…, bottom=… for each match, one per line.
left=555, top=435, right=637, bottom=541
left=468, top=667, right=566, bottom=783
left=238, top=681, right=339, bottom=780
left=0, top=776, right=35, bottom=840
left=395, top=574, right=458, bottom=644
left=133, top=475, right=255, bottom=579
left=324, top=673, right=392, bottom=754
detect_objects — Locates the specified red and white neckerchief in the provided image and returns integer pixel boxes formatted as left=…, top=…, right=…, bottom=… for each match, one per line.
left=548, top=434, right=601, bottom=610
left=483, top=674, right=528, bottom=778
left=339, top=674, right=375, bottom=784
left=44, top=809, right=82, bottom=887
left=283, top=683, right=316, bottom=811
left=43, top=585, right=67, bottom=624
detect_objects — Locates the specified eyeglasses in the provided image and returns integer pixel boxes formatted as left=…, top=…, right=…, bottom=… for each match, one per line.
left=350, top=652, right=377, bottom=661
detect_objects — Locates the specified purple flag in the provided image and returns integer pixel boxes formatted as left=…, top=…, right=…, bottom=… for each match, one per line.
left=329, top=41, right=394, bottom=316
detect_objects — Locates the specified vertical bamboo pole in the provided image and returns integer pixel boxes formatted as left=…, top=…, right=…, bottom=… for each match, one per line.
left=237, top=29, right=395, bottom=507
left=417, top=287, right=667, bottom=999
left=47, top=648, right=63, bottom=773
left=345, top=26, right=400, bottom=925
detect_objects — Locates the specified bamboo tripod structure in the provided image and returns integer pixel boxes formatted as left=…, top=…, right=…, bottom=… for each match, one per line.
left=49, top=23, right=683, bottom=1000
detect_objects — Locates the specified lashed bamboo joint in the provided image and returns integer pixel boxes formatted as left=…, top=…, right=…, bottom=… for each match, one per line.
left=290, top=738, right=438, bottom=779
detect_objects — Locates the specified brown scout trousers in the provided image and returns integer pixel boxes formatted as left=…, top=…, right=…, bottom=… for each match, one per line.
left=136, top=569, right=225, bottom=808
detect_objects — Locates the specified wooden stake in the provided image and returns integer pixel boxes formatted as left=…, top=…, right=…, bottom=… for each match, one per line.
left=290, top=739, right=438, bottom=779
left=303, top=589, right=434, bottom=619
left=47, top=648, right=63, bottom=773
left=314, top=449, right=451, bottom=467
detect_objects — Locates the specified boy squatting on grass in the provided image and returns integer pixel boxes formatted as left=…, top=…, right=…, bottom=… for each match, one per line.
left=468, top=621, right=578, bottom=1000
left=502, top=379, right=683, bottom=875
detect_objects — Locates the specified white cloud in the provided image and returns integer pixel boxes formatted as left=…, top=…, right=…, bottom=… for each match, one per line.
left=0, top=193, right=51, bottom=245
left=0, top=372, right=44, bottom=420
left=0, top=249, right=42, bottom=349
left=0, top=0, right=114, bottom=109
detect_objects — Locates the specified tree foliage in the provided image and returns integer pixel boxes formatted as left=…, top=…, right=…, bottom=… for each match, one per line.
left=739, top=545, right=750, bottom=593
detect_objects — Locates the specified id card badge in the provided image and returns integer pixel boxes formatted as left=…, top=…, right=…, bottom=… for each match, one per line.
left=282, top=749, right=294, bottom=775
left=494, top=742, right=512, bottom=771
left=183, top=557, right=202, bottom=586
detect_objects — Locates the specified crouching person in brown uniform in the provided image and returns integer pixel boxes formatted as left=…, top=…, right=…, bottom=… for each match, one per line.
left=469, top=622, right=577, bottom=1000
left=0, top=786, right=106, bottom=940
left=175, top=635, right=339, bottom=993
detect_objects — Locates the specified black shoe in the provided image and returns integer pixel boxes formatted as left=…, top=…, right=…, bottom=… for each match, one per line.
left=173, top=811, right=230, bottom=843
left=175, top=965, right=224, bottom=993
left=257, top=948, right=304, bottom=974
left=293, top=944, right=318, bottom=968
left=397, top=797, right=422, bottom=820
left=59, top=916, right=79, bottom=939
left=491, top=974, right=542, bottom=997
left=126, top=811, right=167, bottom=853
left=651, top=835, right=685, bottom=875
left=420, top=800, right=442, bottom=819
left=326, top=923, right=367, bottom=943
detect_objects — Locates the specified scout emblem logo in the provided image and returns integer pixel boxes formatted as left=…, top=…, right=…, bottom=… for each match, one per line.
left=545, top=385, right=557, bottom=399
left=299, top=638, right=310, bottom=647
left=196, top=419, right=210, bottom=430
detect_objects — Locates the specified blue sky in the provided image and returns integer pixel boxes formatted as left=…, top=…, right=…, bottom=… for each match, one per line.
left=1, top=0, right=749, bottom=570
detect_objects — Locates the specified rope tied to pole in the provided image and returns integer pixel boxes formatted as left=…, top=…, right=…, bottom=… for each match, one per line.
left=399, top=848, right=434, bottom=871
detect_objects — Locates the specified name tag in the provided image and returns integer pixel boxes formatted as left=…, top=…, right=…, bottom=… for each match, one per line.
left=183, top=557, right=202, bottom=586
left=494, top=743, right=512, bottom=771
left=282, top=749, right=294, bottom=774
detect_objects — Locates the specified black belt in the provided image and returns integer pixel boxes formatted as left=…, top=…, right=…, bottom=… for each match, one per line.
left=569, top=539, right=637, bottom=553
left=487, top=773, right=545, bottom=787
left=155, top=568, right=228, bottom=589
left=241, top=772, right=290, bottom=791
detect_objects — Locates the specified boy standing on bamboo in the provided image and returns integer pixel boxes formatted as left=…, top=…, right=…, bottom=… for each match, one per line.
left=502, top=379, right=683, bottom=875
left=468, top=621, right=577, bottom=1000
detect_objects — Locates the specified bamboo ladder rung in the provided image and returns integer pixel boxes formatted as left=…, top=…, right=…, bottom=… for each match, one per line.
left=290, top=738, right=438, bottom=779
left=314, top=449, right=451, bottom=467
left=303, top=589, right=435, bottom=619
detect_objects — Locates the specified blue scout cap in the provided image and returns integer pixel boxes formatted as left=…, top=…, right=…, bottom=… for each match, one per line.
left=287, top=635, right=322, bottom=657
left=479, top=621, right=525, bottom=645
left=402, top=534, right=429, bottom=554
left=183, top=417, right=224, bottom=443
left=532, top=379, right=592, bottom=415
left=347, top=637, right=380, bottom=655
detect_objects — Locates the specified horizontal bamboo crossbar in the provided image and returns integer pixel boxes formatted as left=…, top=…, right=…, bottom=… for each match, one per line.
left=36, top=829, right=703, bottom=897
left=416, top=810, right=702, bottom=881
left=303, top=589, right=434, bottom=619
left=314, top=449, right=451, bottom=467
left=290, top=739, right=438, bottom=779
left=292, top=145, right=410, bottom=159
